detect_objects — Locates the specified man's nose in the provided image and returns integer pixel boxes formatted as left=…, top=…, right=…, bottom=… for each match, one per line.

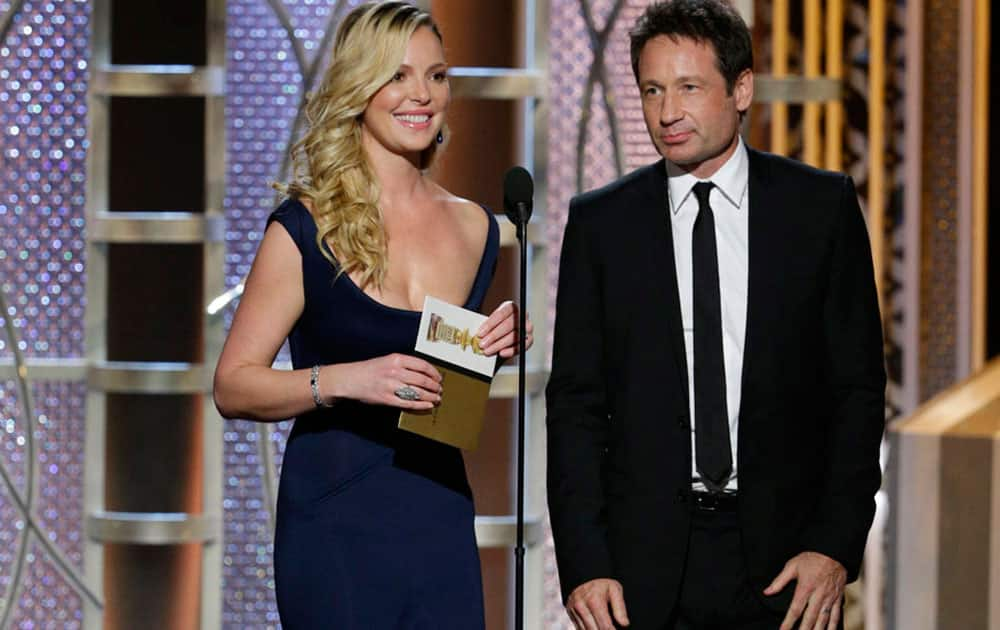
left=659, top=94, right=681, bottom=125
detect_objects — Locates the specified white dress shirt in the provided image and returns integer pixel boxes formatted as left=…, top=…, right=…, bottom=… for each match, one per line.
left=666, top=137, right=749, bottom=491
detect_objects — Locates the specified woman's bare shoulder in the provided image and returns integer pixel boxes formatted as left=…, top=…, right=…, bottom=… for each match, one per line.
left=432, top=185, right=488, bottom=234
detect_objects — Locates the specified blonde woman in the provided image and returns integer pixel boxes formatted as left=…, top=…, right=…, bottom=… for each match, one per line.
left=213, top=3, right=531, bottom=627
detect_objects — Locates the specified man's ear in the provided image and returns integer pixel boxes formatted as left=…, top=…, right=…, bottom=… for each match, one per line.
left=733, top=69, right=754, bottom=114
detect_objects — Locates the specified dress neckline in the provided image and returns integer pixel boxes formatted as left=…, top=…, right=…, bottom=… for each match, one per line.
left=286, top=198, right=496, bottom=315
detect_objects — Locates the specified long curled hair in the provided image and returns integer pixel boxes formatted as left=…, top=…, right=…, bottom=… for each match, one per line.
left=277, top=2, right=445, bottom=289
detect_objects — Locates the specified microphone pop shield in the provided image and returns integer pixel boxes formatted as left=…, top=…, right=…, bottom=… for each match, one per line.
left=503, top=166, right=534, bottom=226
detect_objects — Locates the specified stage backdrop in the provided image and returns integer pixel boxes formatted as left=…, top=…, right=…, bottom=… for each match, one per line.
left=0, top=0, right=905, bottom=628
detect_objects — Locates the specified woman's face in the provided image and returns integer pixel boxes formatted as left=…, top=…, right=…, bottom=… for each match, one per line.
left=361, top=26, right=449, bottom=163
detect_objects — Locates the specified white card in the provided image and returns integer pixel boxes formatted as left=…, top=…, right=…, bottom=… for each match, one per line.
left=415, top=296, right=497, bottom=378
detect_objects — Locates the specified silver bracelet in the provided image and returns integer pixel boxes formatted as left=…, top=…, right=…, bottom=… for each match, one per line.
left=310, top=365, right=332, bottom=408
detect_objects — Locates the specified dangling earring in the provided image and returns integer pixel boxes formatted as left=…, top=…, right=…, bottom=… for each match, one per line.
left=436, top=130, right=444, bottom=144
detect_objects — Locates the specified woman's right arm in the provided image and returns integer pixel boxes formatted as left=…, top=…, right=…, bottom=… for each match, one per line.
left=213, top=221, right=442, bottom=422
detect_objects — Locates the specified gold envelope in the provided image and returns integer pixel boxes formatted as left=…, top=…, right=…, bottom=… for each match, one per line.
left=398, top=363, right=491, bottom=451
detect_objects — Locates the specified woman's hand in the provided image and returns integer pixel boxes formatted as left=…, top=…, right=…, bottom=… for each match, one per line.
left=476, top=300, right=534, bottom=358
left=327, top=353, right=443, bottom=410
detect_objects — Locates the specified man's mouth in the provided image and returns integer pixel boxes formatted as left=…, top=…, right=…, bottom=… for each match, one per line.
left=662, top=130, right=693, bottom=144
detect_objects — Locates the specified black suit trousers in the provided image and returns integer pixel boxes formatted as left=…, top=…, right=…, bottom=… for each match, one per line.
left=668, top=509, right=844, bottom=630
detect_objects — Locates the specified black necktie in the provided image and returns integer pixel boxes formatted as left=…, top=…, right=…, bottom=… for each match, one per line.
left=691, top=181, right=732, bottom=490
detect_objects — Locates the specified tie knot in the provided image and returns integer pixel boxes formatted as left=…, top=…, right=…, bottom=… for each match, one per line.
left=692, top=181, right=715, bottom=209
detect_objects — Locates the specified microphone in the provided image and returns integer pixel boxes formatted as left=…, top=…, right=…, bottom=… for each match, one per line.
left=503, top=166, right=534, bottom=227
left=502, top=164, right=534, bottom=630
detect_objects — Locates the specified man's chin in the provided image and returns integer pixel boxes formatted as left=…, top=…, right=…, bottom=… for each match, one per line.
left=660, top=151, right=703, bottom=172
left=659, top=146, right=697, bottom=165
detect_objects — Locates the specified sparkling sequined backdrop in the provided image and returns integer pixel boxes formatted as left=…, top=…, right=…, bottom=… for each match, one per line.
left=1, top=0, right=91, bottom=626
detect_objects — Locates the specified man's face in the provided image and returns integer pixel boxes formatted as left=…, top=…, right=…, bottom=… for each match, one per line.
left=637, top=35, right=752, bottom=179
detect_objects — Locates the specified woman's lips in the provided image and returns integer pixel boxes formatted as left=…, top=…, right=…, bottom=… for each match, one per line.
left=394, top=113, right=433, bottom=129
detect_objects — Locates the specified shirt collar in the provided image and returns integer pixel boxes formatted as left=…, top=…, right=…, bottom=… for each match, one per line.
left=665, top=136, right=749, bottom=215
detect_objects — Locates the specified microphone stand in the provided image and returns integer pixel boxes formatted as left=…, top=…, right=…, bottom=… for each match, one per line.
left=513, top=203, right=528, bottom=630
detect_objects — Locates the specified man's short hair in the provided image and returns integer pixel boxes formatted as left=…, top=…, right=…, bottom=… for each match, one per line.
left=629, top=0, right=753, bottom=93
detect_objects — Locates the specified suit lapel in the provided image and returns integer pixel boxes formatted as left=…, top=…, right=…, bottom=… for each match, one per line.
left=641, top=161, right=690, bottom=399
left=739, top=149, right=779, bottom=423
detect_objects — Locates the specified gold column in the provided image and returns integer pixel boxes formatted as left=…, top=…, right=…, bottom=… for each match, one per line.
left=868, top=0, right=887, bottom=306
left=802, top=0, right=822, bottom=166
left=825, top=0, right=845, bottom=171
left=770, top=0, right=789, bottom=155
left=971, top=0, right=989, bottom=370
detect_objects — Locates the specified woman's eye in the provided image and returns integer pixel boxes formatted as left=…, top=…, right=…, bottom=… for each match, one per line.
left=392, top=72, right=405, bottom=82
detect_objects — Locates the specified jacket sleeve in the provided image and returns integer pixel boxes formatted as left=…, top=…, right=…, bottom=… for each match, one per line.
left=546, top=199, right=615, bottom=601
left=800, top=175, right=887, bottom=581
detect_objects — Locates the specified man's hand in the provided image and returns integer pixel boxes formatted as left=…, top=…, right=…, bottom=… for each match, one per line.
left=565, top=578, right=630, bottom=630
left=764, top=551, right=847, bottom=630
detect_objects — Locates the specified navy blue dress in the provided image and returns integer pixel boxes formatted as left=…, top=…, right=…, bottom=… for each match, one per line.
left=268, top=199, right=499, bottom=629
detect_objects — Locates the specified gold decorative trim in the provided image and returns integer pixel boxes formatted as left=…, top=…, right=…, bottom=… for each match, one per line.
left=89, top=212, right=225, bottom=244
left=756, top=76, right=845, bottom=104
left=86, top=512, right=220, bottom=545
left=490, top=367, right=547, bottom=398
left=498, top=222, right=546, bottom=248
left=474, top=515, right=544, bottom=548
left=87, top=362, right=208, bottom=394
left=449, top=67, right=544, bottom=100
left=92, top=65, right=225, bottom=97
left=0, top=357, right=88, bottom=381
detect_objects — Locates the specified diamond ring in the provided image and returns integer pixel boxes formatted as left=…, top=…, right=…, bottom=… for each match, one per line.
left=394, top=386, right=420, bottom=401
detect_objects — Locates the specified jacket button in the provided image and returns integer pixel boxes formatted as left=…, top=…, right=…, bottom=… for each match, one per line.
left=676, top=489, right=687, bottom=503
left=677, top=413, right=688, bottom=428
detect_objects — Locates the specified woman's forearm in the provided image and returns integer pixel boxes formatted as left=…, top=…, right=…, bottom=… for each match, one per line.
left=214, top=363, right=344, bottom=422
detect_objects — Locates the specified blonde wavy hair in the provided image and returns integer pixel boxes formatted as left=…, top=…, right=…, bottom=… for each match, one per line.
left=276, top=1, right=445, bottom=289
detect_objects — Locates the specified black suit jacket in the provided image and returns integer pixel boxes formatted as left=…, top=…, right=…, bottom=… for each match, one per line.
left=545, top=148, right=886, bottom=628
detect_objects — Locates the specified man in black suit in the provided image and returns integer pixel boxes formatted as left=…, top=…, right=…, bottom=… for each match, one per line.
left=545, top=1, right=886, bottom=629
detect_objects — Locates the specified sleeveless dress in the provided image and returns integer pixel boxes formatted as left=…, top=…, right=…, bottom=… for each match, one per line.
left=267, top=199, right=499, bottom=629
